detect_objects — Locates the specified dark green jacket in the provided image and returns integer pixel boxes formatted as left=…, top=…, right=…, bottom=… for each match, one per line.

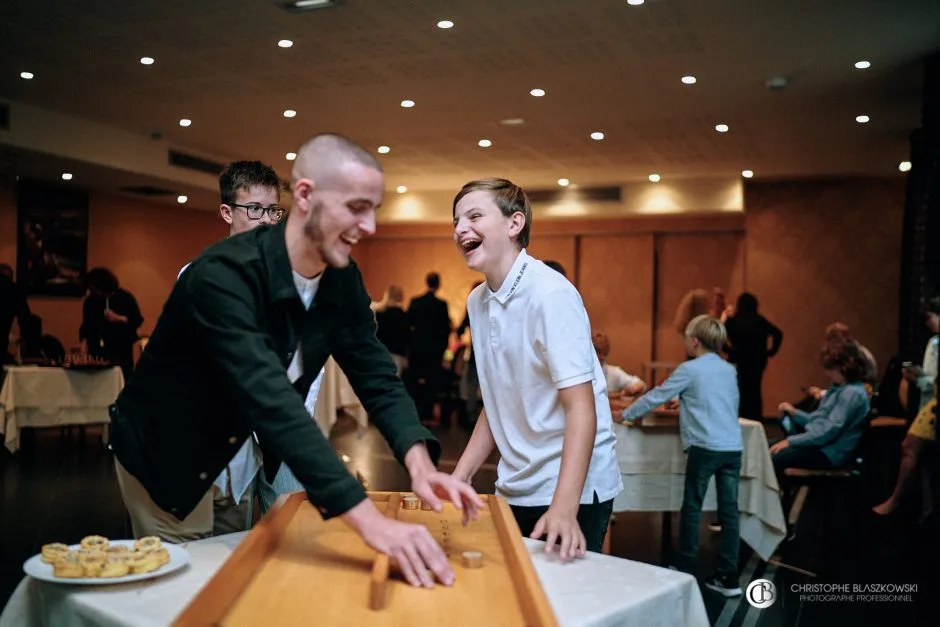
left=110, top=221, right=439, bottom=521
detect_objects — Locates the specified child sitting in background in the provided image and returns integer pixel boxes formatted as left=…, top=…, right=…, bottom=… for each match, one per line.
left=620, top=315, right=743, bottom=597
left=592, top=332, right=646, bottom=398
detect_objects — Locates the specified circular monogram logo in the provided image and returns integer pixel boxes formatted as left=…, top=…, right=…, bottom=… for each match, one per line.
left=746, top=579, right=777, bottom=608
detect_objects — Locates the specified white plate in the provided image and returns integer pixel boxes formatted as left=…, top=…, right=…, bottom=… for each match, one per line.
left=23, top=539, right=190, bottom=585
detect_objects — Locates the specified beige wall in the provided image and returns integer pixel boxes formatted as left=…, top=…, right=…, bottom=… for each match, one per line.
left=0, top=182, right=223, bottom=346
left=1, top=177, right=905, bottom=416
left=743, top=178, right=904, bottom=411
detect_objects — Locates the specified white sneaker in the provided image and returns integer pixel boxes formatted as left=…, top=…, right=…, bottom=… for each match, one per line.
left=708, top=523, right=722, bottom=532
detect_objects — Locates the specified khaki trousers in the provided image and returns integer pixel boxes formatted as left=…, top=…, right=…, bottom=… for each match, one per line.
left=115, top=459, right=213, bottom=543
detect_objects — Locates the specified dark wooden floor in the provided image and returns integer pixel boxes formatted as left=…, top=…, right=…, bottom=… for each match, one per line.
left=1, top=418, right=937, bottom=626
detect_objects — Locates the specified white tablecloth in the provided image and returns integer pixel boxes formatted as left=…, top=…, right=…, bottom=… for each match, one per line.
left=313, top=357, right=367, bottom=437
left=0, top=366, right=124, bottom=453
left=0, top=533, right=708, bottom=627
left=613, top=418, right=786, bottom=561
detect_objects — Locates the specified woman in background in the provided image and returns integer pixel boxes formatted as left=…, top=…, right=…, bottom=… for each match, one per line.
left=674, top=289, right=711, bottom=335
left=79, top=267, right=143, bottom=380
left=724, top=292, right=783, bottom=419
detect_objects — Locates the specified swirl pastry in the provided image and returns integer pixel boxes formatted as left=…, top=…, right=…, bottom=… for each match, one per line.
left=40, top=543, right=70, bottom=564
left=80, top=535, right=109, bottom=550
left=134, top=536, right=162, bottom=552
left=53, top=556, right=85, bottom=578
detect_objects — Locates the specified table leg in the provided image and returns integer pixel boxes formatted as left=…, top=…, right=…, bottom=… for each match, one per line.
left=660, top=512, right=673, bottom=566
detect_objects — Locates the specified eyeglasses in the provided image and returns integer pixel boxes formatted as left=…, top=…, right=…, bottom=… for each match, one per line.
left=229, top=203, right=284, bottom=222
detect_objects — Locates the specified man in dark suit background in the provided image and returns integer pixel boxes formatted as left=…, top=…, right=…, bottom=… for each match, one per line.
left=407, top=272, right=452, bottom=422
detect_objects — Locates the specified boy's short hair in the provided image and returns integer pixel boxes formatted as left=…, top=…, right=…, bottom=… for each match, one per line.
left=924, top=296, right=940, bottom=315
left=452, top=178, right=532, bottom=248
left=685, top=314, right=727, bottom=353
left=591, top=332, right=610, bottom=359
left=219, top=160, right=282, bottom=205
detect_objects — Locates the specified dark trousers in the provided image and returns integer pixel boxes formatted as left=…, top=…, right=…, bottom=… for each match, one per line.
left=736, top=364, right=766, bottom=419
left=771, top=445, right=831, bottom=520
left=510, top=493, right=614, bottom=553
left=678, top=447, right=742, bottom=578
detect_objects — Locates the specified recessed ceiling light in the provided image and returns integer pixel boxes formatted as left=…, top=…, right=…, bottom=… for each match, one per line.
left=590, top=131, right=605, bottom=140
left=855, top=60, right=871, bottom=69
left=627, top=0, right=646, bottom=5
left=20, top=71, right=34, bottom=80
left=437, top=20, right=454, bottom=29
left=377, top=145, right=391, bottom=154
left=396, top=185, right=408, bottom=194
left=899, top=161, right=912, bottom=172
left=400, top=99, right=415, bottom=108
left=177, top=195, right=188, bottom=204
left=288, top=0, right=336, bottom=9
left=179, top=118, right=192, bottom=127
left=557, top=178, right=570, bottom=187
left=478, top=139, right=492, bottom=148
left=286, top=152, right=297, bottom=161
left=500, top=118, right=525, bottom=126
left=61, top=173, right=73, bottom=181
left=681, top=75, right=697, bottom=85
left=715, top=124, right=729, bottom=133
left=742, top=170, right=754, bottom=178
left=529, top=88, right=545, bottom=97
left=139, top=57, right=154, bottom=65
left=856, top=115, right=870, bottom=123
left=278, top=39, right=294, bottom=48
left=648, top=173, right=661, bottom=183
left=283, top=109, right=297, bottom=118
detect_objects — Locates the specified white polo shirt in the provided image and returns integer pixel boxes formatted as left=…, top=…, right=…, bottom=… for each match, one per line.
left=467, top=249, right=622, bottom=507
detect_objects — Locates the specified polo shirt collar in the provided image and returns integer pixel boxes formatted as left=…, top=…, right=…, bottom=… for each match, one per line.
left=488, top=248, right=531, bottom=305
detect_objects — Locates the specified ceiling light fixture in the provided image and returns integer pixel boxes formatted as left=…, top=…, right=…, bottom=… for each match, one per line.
left=61, top=173, right=73, bottom=181
left=854, top=60, right=871, bottom=69
left=377, top=145, right=391, bottom=154
left=396, top=185, right=408, bottom=194
left=742, top=170, right=754, bottom=178
left=899, top=161, right=912, bottom=172
left=139, top=57, right=155, bottom=66
left=500, top=118, right=525, bottom=126
left=478, top=139, right=492, bottom=148
left=177, top=195, right=188, bottom=204
left=278, top=39, right=294, bottom=48
left=648, top=173, right=661, bottom=183
left=400, top=99, right=415, bottom=108
left=715, top=124, right=729, bottom=133
left=437, top=20, right=454, bottom=29
left=20, top=71, right=34, bottom=79
left=284, top=0, right=337, bottom=11
left=557, top=178, right=570, bottom=187
left=856, top=115, right=870, bottom=123
left=591, top=131, right=605, bottom=140
left=286, top=152, right=297, bottom=161
left=283, top=109, right=297, bottom=118
left=529, top=88, right=545, bottom=97
left=627, top=0, right=646, bottom=5
left=179, top=118, right=192, bottom=127
left=681, top=75, right=697, bottom=85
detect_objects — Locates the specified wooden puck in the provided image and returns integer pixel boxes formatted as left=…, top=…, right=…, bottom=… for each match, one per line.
left=402, top=496, right=419, bottom=510
left=461, top=551, right=483, bottom=569
left=420, top=499, right=433, bottom=511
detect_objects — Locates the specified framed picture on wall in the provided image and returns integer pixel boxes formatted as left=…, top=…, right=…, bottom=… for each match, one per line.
left=16, top=181, right=89, bottom=297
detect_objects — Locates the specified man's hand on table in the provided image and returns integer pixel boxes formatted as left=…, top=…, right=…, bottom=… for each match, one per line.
left=342, top=498, right=454, bottom=588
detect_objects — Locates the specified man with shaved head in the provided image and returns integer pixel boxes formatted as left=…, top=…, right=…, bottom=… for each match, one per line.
left=111, top=133, right=483, bottom=588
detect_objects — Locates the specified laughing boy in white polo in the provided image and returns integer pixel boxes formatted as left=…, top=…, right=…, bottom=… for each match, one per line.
left=451, top=178, right=622, bottom=559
